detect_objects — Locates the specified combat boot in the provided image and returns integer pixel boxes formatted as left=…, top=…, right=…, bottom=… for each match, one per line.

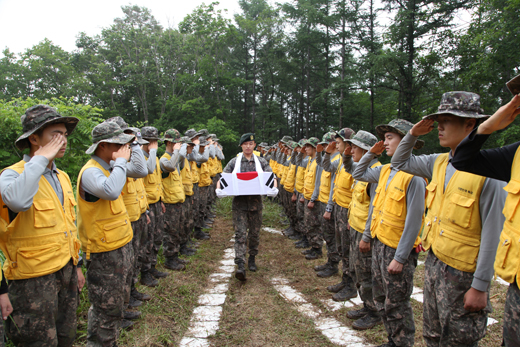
left=283, top=226, right=295, bottom=237
left=194, top=228, right=210, bottom=240
left=131, top=287, right=151, bottom=301
left=164, top=254, right=186, bottom=271
left=301, top=248, right=313, bottom=255
left=295, top=239, right=310, bottom=249
left=128, top=296, right=142, bottom=308
left=288, top=232, right=302, bottom=241
left=352, top=311, right=382, bottom=330
left=305, top=247, right=323, bottom=260
left=327, top=276, right=347, bottom=293
left=140, top=271, right=158, bottom=287
left=314, top=260, right=331, bottom=272
left=235, top=262, right=247, bottom=281
left=121, top=319, right=134, bottom=331
left=180, top=243, right=196, bottom=256
left=248, top=255, right=257, bottom=272
left=347, top=304, right=370, bottom=319
left=150, top=267, right=169, bottom=279
left=378, top=337, right=397, bottom=347
left=177, top=257, right=190, bottom=265
left=317, top=261, right=339, bottom=278
left=124, top=310, right=141, bottom=320
left=332, top=276, right=357, bottom=301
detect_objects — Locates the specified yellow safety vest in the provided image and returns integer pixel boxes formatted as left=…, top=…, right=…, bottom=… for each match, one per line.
left=0, top=160, right=80, bottom=280
left=181, top=158, right=194, bottom=196
left=136, top=178, right=148, bottom=215
left=190, top=161, right=200, bottom=184
left=198, top=162, right=212, bottom=187
left=77, top=159, right=133, bottom=259
left=284, top=163, right=298, bottom=193
left=209, top=157, right=218, bottom=178
left=318, top=154, right=340, bottom=204
left=495, top=147, right=520, bottom=286
left=280, top=157, right=291, bottom=186
left=333, top=158, right=354, bottom=209
left=303, top=158, right=318, bottom=200
left=295, top=160, right=308, bottom=194
left=421, top=153, right=485, bottom=273
left=217, top=160, right=223, bottom=174
left=349, top=161, right=382, bottom=232
left=143, top=156, right=162, bottom=204
left=122, top=178, right=142, bottom=222
left=370, top=165, right=422, bottom=249
left=161, top=153, right=186, bottom=204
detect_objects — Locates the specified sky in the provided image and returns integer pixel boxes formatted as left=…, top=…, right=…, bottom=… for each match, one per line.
left=0, top=0, right=245, bottom=55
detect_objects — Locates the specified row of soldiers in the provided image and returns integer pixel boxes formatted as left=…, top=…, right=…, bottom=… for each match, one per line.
left=263, top=91, right=517, bottom=347
left=0, top=106, right=225, bottom=346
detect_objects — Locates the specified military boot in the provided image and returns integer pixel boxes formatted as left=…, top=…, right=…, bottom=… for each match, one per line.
left=140, top=271, right=159, bottom=287
left=124, top=310, right=141, bottom=320
left=352, top=311, right=382, bottom=330
left=177, top=257, right=190, bottom=265
left=131, top=287, right=151, bottom=301
left=164, top=254, right=186, bottom=271
left=288, top=232, right=302, bottom=241
left=317, top=261, right=339, bottom=278
left=327, top=276, right=347, bottom=293
left=121, top=319, right=134, bottom=331
left=149, top=267, right=169, bottom=279
left=378, top=337, right=397, bottom=347
left=194, top=227, right=210, bottom=240
left=314, top=260, right=331, bottom=272
left=283, top=226, right=295, bottom=237
left=128, top=296, right=142, bottom=308
left=347, top=304, right=370, bottom=319
left=180, top=243, right=196, bottom=256
left=248, top=255, right=257, bottom=272
left=295, top=238, right=310, bottom=249
left=235, top=262, right=247, bottom=281
left=301, top=248, right=314, bottom=255
left=332, top=276, right=357, bottom=301
left=305, top=247, right=323, bottom=260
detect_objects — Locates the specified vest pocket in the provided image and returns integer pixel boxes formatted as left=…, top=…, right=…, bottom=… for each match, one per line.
left=425, top=182, right=437, bottom=209
left=503, top=179, right=520, bottom=221
left=17, top=243, right=62, bottom=275
left=421, top=217, right=434, bottom=250
left=435, top=228, right=480, bottom=268
left=109, top=199, right=124, bottom=215
left=69, top=196, right=77, bottom=222
left=385, top=190, right=405, bottom=217
left=33, top=199, right=57, bottom=228
left=494, top=225, right=519, bottom=283
left=102, top=218, right=130, bottom=243
left=445, top=193, right=475, bottom=228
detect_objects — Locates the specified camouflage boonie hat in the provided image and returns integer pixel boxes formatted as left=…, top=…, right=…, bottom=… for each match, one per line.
left=162, top=129, right=182, bottom=143
left=347, top=130, right=377, bottom=151
left=280, top=135, right=293, bottom=144
left=180, top=136, right=195, bottom=146
left=199, top=135, right=209, bottom=147
left=106, top=116, right=129, bottom=131
left=335, top=128, right=355, bottom=141
left=424, top=91, right=489, bottom=120
left=287, top=140, right=298, bottom=149
left=318, top=131, right=336, bottom=145
left=15, top=104, right=79, bottom=151
left=297, top=138, right=307, bottom=147
left=124, top=126, right=149, bottom=145
left=376, top=119, right=424, bottom=150
left=258, top=142, right=268, bottom=148
left=304, top=137, right=320, bottom=148
left=208, top=134, right=217, bottom=141
left=86, top=122, right=135, bottom=155
left=141, top=126, right=160, bottom=140
left=185, top=128, right=198, bottom=139
left=197, top=129, right=209, bottom=137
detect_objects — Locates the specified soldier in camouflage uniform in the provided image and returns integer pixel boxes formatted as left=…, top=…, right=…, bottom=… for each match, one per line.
left=293, top=139, right=309, bottom=246
left=178, top=136, right=197, bottom=256
left=0, top=105, right=81, bottom=346
left=392, top=92, right=506, bottom=347
left=352, top=119, right=426, bottom=346
left=218, top=133, right=276, bottom=281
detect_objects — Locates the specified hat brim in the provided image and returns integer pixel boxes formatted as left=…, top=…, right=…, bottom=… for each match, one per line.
left=423, top=110, right=489, bottom=120
left=137, top=138, right=149, bottom=145
left=86, top=133, right=135, bottom=155
left=346, top=139, right=371, bottom=151
left=375, top=124, right=424, bottom=149
left=15, top=116, right=79, bottom=151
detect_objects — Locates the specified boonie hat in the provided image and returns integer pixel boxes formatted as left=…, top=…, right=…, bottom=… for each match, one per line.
left=335, top=128, right=355, bottom=141
left=141, top=126, right=160, bottom=140
left=124, top=126, right=149, bottom=145
left=162, top=129, right=182, bottom=143
left=86, top=122, right=135, bottom=155
left=347, top=130, right=377, bottom=151
left=376, top=119, right=424, bottom=150
left=423, top=91, right=489, bottom=120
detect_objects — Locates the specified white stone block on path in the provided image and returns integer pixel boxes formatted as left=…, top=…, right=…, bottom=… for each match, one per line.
left=262, top=227, right=283, bottom=235
left=315, top=317, right=342, bottom=330
left=297, top=303, right=321, bottom=319
left=179, top=337, right=210, bottom=347
left=412, top=286, right=423, bottom=294
left=349, top=295, right=363, bottom=306
left=220, top=259, right=235, bottom=266
left=218, top=265, right=235, bottom=273
left=271, top=277, right=289, bottom=285
left=192, top=306, right=223, bottom=322
left=320, top=326, right=369, bottom=346
left=274, top=285, right=307, bottom=303
left=198, top=294, right=227, bottom=306
left=207, top=283, right=229, bottom=294
left=185, top=320, right=220, bottom=338
left=321, top=299, right=355, bottom=311
left=209, top=273, right=232, bottom=282
left=411, top=293, right=424, bottom=303
left=487, top=318, right=498, bottom=326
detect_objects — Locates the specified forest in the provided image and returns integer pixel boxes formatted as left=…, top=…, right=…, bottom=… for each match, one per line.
left=0, top=0, right=519, bottom=175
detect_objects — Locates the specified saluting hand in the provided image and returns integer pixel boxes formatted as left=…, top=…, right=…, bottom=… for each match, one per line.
left=478, top=94, right=520, bottom=134
left=35, top=134, right=65, bottom=161
left=325, top=142, right=336, bottom=154
left=174, top=142, right=181, bottom=150
left=316, top=144, right=324, bottom=153
left=343, top=145, right=352, bottom=156
left=370, top=141, right=386, bottom=156
left=410, top=119, right=434, bottom=137
left=113, top=145, right=131, bottom=161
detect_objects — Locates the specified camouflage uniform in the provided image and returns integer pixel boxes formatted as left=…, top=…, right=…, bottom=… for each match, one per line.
left=304, top=198, right=323, bottom=248
left=131, top=213, right=148, bottom=288
left=6, top=260, right=78, bottom=346
left=423, top=252, right=491, bottom=347
left=163, top=203, right=183, bottom=256
left=334, top=206, right=351, bottom=277
left=350, top=227, right=377, bottom=314
left=143, top=201, right=164, bottom=271
left=190, top=184, right=199, bottom=238
left=223, top=154, right=272, bottom=264
left=319, top=201, right=340, bottom=262
left=504, top=282, right=520, bottom=347
left=181, top=194, right=193, bottom=244
left=86, top=243, right=133, bottom=346
left=372, top=240, right=417, bottom=347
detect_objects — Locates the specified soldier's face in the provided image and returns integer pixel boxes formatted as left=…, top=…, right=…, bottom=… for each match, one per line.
left=335, top=138, right=346, bottom=153
left=187, top=144, right=194, bottom=154
left=351, top=144, right=365, bottom=162
left=436, top=115, right=475, bottom=149
left=383, top=132, right=402, bottom=157
left=33, top=123, right=69, bottom=158
left=241, top=140, right=255, bottom=155
left=192, top=136, right=200, bottom=145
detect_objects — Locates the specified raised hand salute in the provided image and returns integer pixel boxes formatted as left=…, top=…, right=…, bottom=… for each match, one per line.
left=478, top=94, right=520, bottom=134
left=409, top=119, right=435, bottom=137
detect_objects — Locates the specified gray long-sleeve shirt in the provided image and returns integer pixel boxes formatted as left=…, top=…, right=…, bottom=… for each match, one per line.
left=112, top=144, right=148, bottom=179
left=1, top=154, right=64, bottom=212
left=80, top=156, right=127, bottom=201
left=322, top=152, right=341, bottom=212
left=216, top=147, right=225, bottom=160
left=310, top=162, right=323, bottom=203
left=391, top=132, right=506, bottom=291
left=189, top=145, right=209, bottom=165
left=160, top=150, right=181, bottom=173
left=209, top=145, right=216, bottom=159
left=143, top=149, right=158, bottom=174
left=353, top=151, right=426, bottom=263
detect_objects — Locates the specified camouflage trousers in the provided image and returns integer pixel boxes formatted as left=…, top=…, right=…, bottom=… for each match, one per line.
left=296, top=192, right=306, bottom=234
left=372, top=239, right=417, bottom=347
left=423, top=251, right=491, bottom=347
left=319, top=202, right=340, bottom=263
left=131, top=213, right=148, bottom=287
left=233, top=209, right=263, bottom=264
left=6, top=260, right=78, bottom=347
left=284, top=189, right=298, bottom=229
left=303, top=199, right=323, bottom=249
left=334, top=205, right=352, bottom=276
left=163, top=202, right=183, bottom=257
left=350, top=227, right=377, bottom=313
left=192, top=184, right=201, bottom=230
left=147, top=201, right=164, bottom=269
left=86, top=243, right=133, bottom=347
left=504, top=281, right=520, bottom=347
left=182, top=194, right=194, bottom=244
left=197, top=186, right=210, bottom=228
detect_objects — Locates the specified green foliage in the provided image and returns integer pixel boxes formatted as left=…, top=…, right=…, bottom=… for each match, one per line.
left=0, top=97, right=104, bottom=184
left=189, top=117, right=239, bottom=162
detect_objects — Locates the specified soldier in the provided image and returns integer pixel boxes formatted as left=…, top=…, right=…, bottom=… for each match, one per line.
left=196, top=134, right=213, bottom=234
left=322, top=128, right=357, bottom=301
left=451, top=91, right=520, bottom=347
left=140, top=126, right=168, bottom=286
left=392, top=91, right=506, bottom=346
left=281, top=141, right=299, bottom=238
left=217, top=133, right=277, bottom=281
left=293, top=139, right=309, bottom=246
left=0, top=105, right=82, bottom=346
left=77, top=122, right=137, bottom=344
left=160, top=129, right=187, bottom=271
left=178, top=136, right=197, bottom=257
left=343, top=130, right=382, bottom=330
left=206, top=134, right=219, bottom=226
left=353, top=120, right=426, bottom=347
